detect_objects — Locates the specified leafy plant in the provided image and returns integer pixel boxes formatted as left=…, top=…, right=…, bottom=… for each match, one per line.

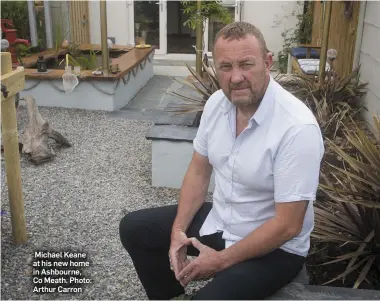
left=181, top=1, right=233, bottom=55
left=277, top=67, right=368, bottom=139
left=59, top=50, right=99, bottom=71
left=274, top=1, right=314, bottom=73
left=165, top=56, right=219, bottom=115
left=312, top=116, right=380, bottom=288
left=52, top=17, right=70, bottom=54
left=181, top=1, right=233, bottom=30
left=1, top=1, right=29, bottom=39
left=15, top=44, right=31, bottom=58
left=135, top=15, right=152, bottom=31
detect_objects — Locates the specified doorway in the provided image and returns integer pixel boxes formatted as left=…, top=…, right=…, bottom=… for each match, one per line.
left=128, top=0, right=241, bottom=55
left=131, top=0, right=167, bottom=54
left=166, top=1, right=196, bottom=54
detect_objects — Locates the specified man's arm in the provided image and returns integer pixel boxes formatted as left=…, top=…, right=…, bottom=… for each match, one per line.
left=218, top=124, right=324, bottom=269
left=218, top=201, right=308, bottom=269
left=172, top=151, right=213, bottom=233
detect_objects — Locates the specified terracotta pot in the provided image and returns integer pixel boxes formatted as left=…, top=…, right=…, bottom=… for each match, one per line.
left=61, top=40, right=70, bottom=49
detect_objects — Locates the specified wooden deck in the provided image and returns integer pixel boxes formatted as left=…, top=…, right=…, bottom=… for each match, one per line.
left=20, top=44, right=155, bottom=82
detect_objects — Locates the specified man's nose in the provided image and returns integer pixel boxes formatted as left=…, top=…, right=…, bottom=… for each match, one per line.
left=230, top=67, right=244, bottom=84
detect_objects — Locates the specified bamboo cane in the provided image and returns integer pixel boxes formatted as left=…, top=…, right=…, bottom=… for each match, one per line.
left=1, top=52, right=27, bottom=244
left=196, top=0, right=203, bottom=74
left=100, top=0, right=109, bottom=75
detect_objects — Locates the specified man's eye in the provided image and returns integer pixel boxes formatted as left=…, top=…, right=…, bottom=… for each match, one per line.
left=220, top=65, right=231, bottom=70
left=241, top=63, right=254, bottom=69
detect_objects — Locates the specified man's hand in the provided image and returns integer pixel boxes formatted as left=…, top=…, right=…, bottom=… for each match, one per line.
left=169, top=230, right=192, bottom=279
left=177, top=238, right=222, bottom=287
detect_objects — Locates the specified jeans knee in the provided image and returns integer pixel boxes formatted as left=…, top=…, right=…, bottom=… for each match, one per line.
left=119, top=211, right=142, bottom=249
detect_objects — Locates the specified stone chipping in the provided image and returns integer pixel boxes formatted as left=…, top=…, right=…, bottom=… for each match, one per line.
left=1, top=106, right=208, bottom=300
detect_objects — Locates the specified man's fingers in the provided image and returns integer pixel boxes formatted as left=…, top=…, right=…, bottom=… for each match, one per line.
left=170, top=252, right=181, bottom=277
left=177, top=259, right=195, bottom=280
left=190, top=237, right=205, bottom=251
left=180, top=266, right=199, bottom=287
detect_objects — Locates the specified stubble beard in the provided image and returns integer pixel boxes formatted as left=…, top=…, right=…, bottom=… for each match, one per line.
left=228, top=85, right=264, bottom=108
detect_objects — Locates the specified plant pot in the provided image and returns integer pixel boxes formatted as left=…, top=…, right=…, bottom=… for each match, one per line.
left=141, top=30, right=147, bottom=41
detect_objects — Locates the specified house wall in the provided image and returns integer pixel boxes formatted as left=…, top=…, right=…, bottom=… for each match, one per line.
left=86, top=0, right=299, bottom=56
left=241, top=1, right=303, bottom=57
left=354, top=1, right=380, bottom=132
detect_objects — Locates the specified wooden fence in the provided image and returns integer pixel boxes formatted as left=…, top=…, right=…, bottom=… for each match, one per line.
left=311, top=1, right=361, bottom=77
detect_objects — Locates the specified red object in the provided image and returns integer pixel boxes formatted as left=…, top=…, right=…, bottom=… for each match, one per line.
left=1, top=19, right=30, bottom=65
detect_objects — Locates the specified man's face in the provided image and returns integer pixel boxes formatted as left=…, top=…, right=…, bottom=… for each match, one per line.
left=213, top=35, right=272, bottom=107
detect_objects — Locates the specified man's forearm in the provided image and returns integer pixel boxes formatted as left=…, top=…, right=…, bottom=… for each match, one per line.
left=218, top=218, right=300, bottom=270
left=172, top=161, right=212, bottom=233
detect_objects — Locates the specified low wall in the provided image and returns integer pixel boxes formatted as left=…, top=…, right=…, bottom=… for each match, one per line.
left=146, top=124, right=215, bottom=192
left=20, top=45, right=154, bottom=111
left=20, top=56, right=154, bottom=111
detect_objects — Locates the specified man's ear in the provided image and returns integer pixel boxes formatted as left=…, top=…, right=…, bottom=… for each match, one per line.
left=265, top=52, right=273, bottom=73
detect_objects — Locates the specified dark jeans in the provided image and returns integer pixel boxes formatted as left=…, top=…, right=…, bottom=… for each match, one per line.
left=119, top=202, right=305, bottom=300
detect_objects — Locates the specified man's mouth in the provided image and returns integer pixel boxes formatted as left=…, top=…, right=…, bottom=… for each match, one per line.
left=232, top=88, right=249, bottom=91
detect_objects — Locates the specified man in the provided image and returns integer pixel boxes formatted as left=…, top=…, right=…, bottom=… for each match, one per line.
left=119, top=22, right=324, bottom=300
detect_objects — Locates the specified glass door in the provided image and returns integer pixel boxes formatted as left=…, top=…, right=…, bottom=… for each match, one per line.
left=130, top=0, right=167, bottom=54
left=204, top=0, right=241, bottom=56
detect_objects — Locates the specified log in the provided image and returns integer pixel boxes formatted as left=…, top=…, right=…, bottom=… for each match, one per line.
left=19, top=95, right=71, bottom=164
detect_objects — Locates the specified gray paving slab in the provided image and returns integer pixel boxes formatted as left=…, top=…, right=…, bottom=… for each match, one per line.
left=268, top=283, right=380, bottom=300
left=146, top=124, right=198, bottom=142
left=112, top=75, right=202, bottom=126
left=111, top=108, right=197, bottom=127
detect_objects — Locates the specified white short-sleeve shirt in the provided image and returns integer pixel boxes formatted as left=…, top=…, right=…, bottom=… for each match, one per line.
left=193, top=76, right=324, bottom=257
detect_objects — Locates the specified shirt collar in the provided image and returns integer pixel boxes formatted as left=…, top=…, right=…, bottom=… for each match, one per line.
left=220, top=76, right=275, bottom=125
left=251, top=76, right=275, bottom=125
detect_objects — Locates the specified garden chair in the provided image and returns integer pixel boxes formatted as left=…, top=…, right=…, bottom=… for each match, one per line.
left=287, top=44, right=330, bottom=80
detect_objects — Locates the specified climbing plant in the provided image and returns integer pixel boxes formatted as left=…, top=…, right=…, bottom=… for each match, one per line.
left=274, top=1, right=314, bottom=73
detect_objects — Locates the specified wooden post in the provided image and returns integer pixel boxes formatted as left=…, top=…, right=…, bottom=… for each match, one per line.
left=195, top=0, right=203, bottom=74
left=318, top=0, right=332, bottom=85
left=100, top=0, right=109, bottom=75
left=1, top=52, right=27, bottom=244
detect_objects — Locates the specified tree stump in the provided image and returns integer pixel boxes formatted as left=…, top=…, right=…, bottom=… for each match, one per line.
left=19, top=95, right=71, bottom=164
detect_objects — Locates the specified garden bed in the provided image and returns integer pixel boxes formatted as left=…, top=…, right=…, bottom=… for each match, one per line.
left=18, top=44, right=156, bottom=111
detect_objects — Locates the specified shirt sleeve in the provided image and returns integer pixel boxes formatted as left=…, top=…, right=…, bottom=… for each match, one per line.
left=274, top=124, right=324, bottom=203
left=193, top=109, right=208, bottom=157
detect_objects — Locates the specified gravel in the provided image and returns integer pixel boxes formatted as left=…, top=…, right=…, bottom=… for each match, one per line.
left=1, top=106, right=208, bottom=300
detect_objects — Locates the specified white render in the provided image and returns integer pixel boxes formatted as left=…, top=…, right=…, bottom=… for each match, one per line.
left=151, top=140, right=215, bottom=193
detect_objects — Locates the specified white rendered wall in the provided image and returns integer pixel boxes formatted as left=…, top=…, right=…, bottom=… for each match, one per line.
left=152, top=140, right=215, bottom=192
left=241, top=1, right=302, bottom=57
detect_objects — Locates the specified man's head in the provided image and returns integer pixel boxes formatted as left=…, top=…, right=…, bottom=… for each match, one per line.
left=213, top=22, right=272, bottom=108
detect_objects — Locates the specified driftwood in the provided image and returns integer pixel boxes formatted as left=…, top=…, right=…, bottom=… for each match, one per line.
left=19, top=95, right=71, bottom=164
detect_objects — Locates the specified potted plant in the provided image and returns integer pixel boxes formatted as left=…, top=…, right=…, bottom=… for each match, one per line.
left=135, top=15, right=151, bottom=45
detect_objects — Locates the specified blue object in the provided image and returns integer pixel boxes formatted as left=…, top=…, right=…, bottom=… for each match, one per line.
left=291, top=47, right=320, bottom=59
